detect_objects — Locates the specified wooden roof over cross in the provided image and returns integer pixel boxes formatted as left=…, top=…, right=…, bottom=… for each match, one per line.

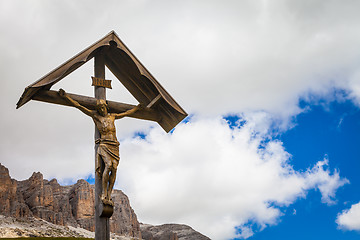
left=17, top=31, right=187, bottom=132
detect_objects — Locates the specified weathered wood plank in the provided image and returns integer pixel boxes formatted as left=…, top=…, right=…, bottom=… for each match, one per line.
left=32, top=90, right=160, bottom=122
left=105, top=55, right=151, bottom=103
left=94, top=53, right=110, bottom=240
left=147, top=94, right=162, bottom=109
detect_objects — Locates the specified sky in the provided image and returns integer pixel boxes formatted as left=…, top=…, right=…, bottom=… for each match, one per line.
left=1, top=0, right=360, bottom=239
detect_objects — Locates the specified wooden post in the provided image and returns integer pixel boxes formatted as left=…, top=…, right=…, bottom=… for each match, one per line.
left=94, top=53, right=110, bottom=240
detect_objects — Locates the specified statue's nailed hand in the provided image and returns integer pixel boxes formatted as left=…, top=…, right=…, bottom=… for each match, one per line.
left=58, top=88, right=66, bottom=98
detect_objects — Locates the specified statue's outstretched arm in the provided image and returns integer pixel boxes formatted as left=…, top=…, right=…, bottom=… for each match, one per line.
left=114, top=104, right=142, bottom=119
left=58, top=89, right=94, bottom=117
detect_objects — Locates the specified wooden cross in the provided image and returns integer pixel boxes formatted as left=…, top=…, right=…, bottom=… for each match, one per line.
left=16, top=31, right=187, bottom=240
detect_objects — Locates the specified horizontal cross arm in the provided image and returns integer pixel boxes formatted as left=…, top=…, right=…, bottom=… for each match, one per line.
left=32, top=90, right=160, bottom=122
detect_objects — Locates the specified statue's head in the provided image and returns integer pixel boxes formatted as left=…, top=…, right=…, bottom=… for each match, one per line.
left=96, top=99, right=108, bottom=116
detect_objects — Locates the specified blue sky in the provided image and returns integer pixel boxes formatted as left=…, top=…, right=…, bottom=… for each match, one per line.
left=231, top=95, right=360, bottom=239
left=2, top=1, right=360, bottom=239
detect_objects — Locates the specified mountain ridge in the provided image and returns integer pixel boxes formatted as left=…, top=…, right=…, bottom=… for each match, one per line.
left=0, top=163, right=210, bottom=240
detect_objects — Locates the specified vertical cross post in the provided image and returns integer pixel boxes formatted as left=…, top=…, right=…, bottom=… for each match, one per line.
left=94, top=52, right=110, bottom=240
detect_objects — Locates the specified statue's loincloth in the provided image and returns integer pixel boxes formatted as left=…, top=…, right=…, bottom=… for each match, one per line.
left=95, top=139, right=120, bottom=170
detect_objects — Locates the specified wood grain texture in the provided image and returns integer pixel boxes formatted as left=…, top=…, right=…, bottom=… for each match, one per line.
left=94, top=53, right=110, bottom=240
left=32, top=90, right=160, bottom=122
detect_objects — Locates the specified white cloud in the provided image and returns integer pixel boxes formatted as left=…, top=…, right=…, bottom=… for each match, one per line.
left=337, top=202, right=360, bottom=231
left=304, top=157, right=350, bottom=205
left=117, top=114, right=348, bottom=239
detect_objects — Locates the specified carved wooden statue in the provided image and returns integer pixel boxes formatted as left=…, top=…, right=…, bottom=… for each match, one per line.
left=59, top=88, right=141, bottom=205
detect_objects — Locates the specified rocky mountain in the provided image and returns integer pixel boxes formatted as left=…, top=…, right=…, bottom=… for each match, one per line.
left=0, top=163, right=140, bottom=238
left=0, top=214, right=131, bottom=239
left=0, top=163, right=210, bottom=240
left=140, top=224, right=210, bottom=240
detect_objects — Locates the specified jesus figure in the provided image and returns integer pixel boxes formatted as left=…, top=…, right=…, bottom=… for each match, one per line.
left=58, top=88, right=141, bottom=205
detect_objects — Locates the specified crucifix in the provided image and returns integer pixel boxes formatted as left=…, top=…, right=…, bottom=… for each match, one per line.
left=16, top=31, right=187, bottom=240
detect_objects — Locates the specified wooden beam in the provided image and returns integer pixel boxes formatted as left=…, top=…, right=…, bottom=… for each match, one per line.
left=32, top=90, right=160, bottom=122
left=94, top=51, right=109, bottom=240
left=147, top=94, right=162, bottom=109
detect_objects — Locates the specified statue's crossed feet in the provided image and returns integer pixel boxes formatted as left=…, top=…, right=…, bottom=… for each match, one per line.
left=99, top=194, right=114, bottom=218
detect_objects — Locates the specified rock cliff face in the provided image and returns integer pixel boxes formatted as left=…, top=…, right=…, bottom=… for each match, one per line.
left=0, top=163, right=141, bottom=238
left=0, top=164, right=31, bottom=219
left=140, top=224, right=210, bottom=240
left=0, top=163, right=210, bottom=240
